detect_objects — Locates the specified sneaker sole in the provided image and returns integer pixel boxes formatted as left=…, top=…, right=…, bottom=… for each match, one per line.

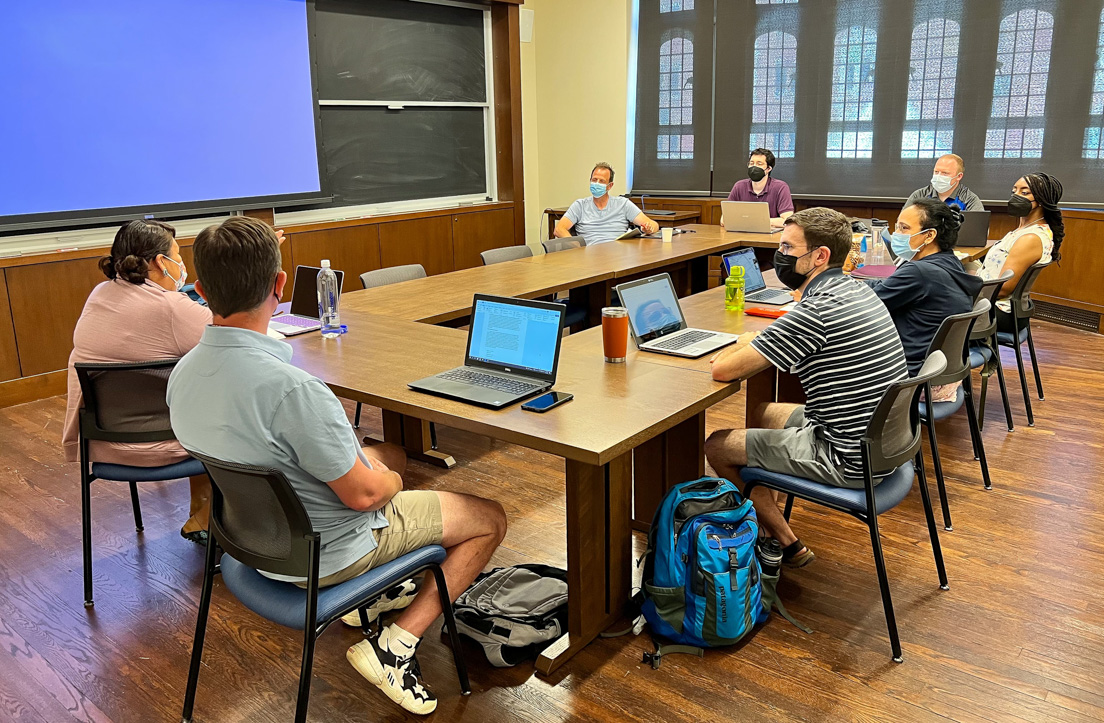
left=346, top=643, right=437, bottom=716
left=341, top=590, right=417, bottom=627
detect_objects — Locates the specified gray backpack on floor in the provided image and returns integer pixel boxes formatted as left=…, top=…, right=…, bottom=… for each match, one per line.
left=448, top=564, right=568, bottom=667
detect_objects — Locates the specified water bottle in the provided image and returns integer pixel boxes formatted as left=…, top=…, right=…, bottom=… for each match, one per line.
left=756, top=537, right=783, bottom=577
left=724, top=266, right=745, bottom=312
left=317, top=259, right=341, bottom=338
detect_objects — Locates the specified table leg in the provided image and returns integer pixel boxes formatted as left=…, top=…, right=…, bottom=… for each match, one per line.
left=536, top=451, right=632, bottom=675
left=571, top=281, right=613, bottom=329
left=380, top=410, right=457, bottom=469
left=631, top=412, right=706, bottom=531
left=745, top=367, right=778, bottom=429
left=689, top=255, right=710, bottom=294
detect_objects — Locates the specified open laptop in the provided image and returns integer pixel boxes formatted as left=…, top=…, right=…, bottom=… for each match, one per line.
left=614, top=273, right=738, bottom=358
left=956, top=210, right=992, bottom=247
left=408, top=295, right=566, bottom=409
left=720, top=248, right=794, bottom=305
left=269, top=265, right=346, bottom=336
left=721, top=201, right=783, bottom=234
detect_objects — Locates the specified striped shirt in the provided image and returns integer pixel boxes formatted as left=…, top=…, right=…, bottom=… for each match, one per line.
left=751, top=268, right=908, bottom=481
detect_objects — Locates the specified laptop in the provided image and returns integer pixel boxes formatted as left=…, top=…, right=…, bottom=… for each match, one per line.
left=269, top=265, right=346, bottom=336
left=720, top=248, right=794, bottom=305
left=956, top=210, right=992, bottom=247
left=408, top=295, right=566, bottom=409
left=721, top=201, right=783, bottom=234
left=614, top=273, right=738, bottom=358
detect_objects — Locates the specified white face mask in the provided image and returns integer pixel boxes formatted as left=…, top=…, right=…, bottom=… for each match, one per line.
left=161, top=256, right=188, bottom=292
left=931, top=174, right=956, bottom=194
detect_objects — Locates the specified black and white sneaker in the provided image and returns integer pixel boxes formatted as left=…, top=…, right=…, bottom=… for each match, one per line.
left=340, top=579, right=419, bottom=627
left=347, top=628, right=437, bottom=715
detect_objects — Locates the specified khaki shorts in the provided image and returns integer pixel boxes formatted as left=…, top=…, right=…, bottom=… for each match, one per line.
left=312, top=490, right=445, bottom=589
left=744, top=407, right=856, bottom=489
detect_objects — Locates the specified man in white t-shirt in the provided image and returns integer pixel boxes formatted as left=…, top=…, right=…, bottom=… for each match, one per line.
left=554, top=162, right=659, bottom=245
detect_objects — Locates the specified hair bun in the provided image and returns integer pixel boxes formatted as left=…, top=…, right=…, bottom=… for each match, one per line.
left=115, top=254, right=150, bottom=284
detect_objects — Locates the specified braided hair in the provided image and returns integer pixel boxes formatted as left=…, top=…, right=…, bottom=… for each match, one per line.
left=1022, top=172, right=1065, bottom=262
left=907, top=197, right=963, bottom=252
left=99, top=220, right=176, bottom=284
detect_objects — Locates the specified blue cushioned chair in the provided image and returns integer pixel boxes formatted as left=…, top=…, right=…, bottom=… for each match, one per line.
left=917, top=298, right=993, bottom=532
left=740, top=351, right=950, bottom=663
left=181, top=453, right=469, bottom=723
left=969, top=271, right=1015, bottom=432
left=74, top=359, right=205, bottom=608
left=996, top=261, right=1050, bottom=427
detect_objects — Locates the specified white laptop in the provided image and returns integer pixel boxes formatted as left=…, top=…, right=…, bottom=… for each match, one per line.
left=614, top=273, right=738, bottom=358
left=720, top=248, right=794, bottom=305
left=269, top=265, right=346, bottom=336
left=721, top=201, right=783, bottom=234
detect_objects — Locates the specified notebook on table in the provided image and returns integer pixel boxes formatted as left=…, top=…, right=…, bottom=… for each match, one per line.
left=268, top=265, right=345, bottom=336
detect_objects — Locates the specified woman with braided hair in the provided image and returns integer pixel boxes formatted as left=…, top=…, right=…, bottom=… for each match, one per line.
left=978, top=172, right=1065, bottom=332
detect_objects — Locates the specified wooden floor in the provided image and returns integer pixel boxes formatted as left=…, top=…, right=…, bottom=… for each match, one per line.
left=1, top=322, right=1103, bottom=723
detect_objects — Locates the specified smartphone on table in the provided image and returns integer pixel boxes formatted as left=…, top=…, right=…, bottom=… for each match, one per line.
left=521, top=391, right=574, bottom=413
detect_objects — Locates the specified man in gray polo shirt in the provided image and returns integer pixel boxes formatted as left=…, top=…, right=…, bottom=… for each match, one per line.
left=167, top=217, right=506, bottom=716
left=554, top=162, right=659, bottom=244
left=906, top=153, right=984, bottom=212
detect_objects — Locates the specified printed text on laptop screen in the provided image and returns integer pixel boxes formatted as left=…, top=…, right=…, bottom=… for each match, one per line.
left=619, top=277, right=683, bottom=338
left=722, top=249, right=766, bottom=292
left=469, top=301, right=561, bottom=376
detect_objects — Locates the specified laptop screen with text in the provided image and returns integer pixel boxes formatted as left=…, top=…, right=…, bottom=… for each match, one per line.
left=721, top=249, right=767, bottom=293
left=468, top=299, right=562, bottom=376
left=618, top=275, right=685, bottom=341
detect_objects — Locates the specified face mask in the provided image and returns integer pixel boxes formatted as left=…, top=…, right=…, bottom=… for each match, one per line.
left=773, top=248, right=815, bottom=290
left=931, top=174, right=955, bottom=194
left=590, top=182, right=609, bottom=198
left=747, top=166, right=767, bottom=182
left=889, top=229, right=933, bottom=262
left=1007, top=195, right=1034, bottom=217
left=161, top=256, right=187, bottom=292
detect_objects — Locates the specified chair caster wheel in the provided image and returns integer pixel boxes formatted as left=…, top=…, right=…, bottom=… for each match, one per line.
left=940, top=584, right=950, bottom=591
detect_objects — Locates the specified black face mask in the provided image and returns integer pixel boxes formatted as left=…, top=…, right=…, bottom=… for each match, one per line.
left=748, top=166, right=767, bottom=182
left=1007, top=195, right=1034, bottom=217
left=773, top=248, right=815, bottom=290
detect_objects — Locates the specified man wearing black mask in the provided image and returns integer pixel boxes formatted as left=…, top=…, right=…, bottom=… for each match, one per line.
left=705, top=208, right=907, bottom=568
left=723, top=148, right=795, bottom=229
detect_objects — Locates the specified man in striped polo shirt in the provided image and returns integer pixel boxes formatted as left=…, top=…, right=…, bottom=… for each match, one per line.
left=705, top=208, right=907, bottom=568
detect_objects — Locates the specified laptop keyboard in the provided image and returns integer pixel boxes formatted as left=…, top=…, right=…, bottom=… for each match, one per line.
left=651, top=330, right=715, bottom=350
left=746, top=288, right=791, bottom=303
left=439, top=369, right=541, bottom=395
left=271, top=314, right=319, bottom=328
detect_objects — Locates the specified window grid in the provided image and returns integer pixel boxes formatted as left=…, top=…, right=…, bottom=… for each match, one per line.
left=1083, top=9, right=1104, bottom=159
left=985, top=8, right=1053, bottom=159
left=750, top=31, right=798, bottom=158
left=901, top=17, right=960, bottom=159
left=660, top=0, right=694, bottom=12
left=828, top=3, right=879, bottom=159
left=755, top=0, right=798, bottom=4
left=658, top=31, right=694, bottom=160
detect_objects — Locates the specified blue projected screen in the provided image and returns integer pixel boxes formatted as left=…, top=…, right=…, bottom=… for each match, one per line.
left=0, top=0, right=322, bottom=223
left=468, top=300, right=562, bottom=376
left=721, top=249, right=767, bottom=292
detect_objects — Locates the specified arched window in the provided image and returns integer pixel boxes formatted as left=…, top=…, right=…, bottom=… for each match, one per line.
left=750, top=31, right=798, bottom=157
left=660, top=0, right=694, bottom=12
left=985, top=8, right=1053, bottom=159
left=1084, top=9, right=1104, bottom=159
left=901, top=17, right=960, bottom=159
left=827, top=6, right=878, bottom=159
left=658, top=31, right=694, bottom=160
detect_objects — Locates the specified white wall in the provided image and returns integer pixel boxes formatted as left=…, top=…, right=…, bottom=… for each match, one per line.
left=520, top=0, right=633, bottom=248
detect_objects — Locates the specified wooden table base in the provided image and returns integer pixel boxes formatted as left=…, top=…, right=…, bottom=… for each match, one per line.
left=381, top=410, right=457, bottom=468
left=631, top=412, right=706, bottom=531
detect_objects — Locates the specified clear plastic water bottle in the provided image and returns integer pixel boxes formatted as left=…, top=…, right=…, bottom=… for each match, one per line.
left=316, top=259, right=341, bottom=338
left=725, top=266, right=745, bottom=312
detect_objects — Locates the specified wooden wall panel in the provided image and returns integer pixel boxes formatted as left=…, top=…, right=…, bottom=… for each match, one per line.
left=379, top=217, right=455, bottom=276
left=491, top=3, right=526, bottom=246
left=453, top=209, right=516, bottom=270
left=1034, top=212, right=1103, bottom=308
left=290, top=225, right=381, bottom=289
left=8, top=257, right=104, bottom=376
left=0, top=272, right=22, bottom=381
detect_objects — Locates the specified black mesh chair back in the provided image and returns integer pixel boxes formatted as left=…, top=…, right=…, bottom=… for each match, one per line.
left=481, top=245, right=533, bottom=265
left=543, top=236, right=586, bottom=253
left=861, top=351, right=947, bottom=475
left=360, top=264, right=426, bottom=289
left=924, top=298, right=990, bottom=387
left=1008, top=261, right=1050, bottom=320
left=188, top=451, right=314, bottom=578
left=970, top=271, right=1012, bottom=341
left=74, top=360, right=179, bottom=444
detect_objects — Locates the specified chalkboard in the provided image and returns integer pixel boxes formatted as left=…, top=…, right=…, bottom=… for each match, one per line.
left=315, top=0, right=487, bottom=103
left=315, top=106, right=487, bottom=206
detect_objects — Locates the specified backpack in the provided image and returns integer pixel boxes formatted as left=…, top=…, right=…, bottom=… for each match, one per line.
left=449, top=564, right=568, bottom=667
left=640, top=477, right=768, bottom=666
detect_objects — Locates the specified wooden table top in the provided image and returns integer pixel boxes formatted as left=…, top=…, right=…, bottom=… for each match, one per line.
left=286, top=307, right=743, bottom=466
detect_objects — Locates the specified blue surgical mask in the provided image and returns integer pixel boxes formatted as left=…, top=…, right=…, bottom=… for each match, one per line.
left=889, top=229, right=933, bottom=262
left=590, top=181, right=609, bottom=198
left=161, top=256, right=188, bottom=292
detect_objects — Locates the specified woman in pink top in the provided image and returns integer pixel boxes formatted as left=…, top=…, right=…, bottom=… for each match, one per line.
left=63, top=220, right=213, bottom=544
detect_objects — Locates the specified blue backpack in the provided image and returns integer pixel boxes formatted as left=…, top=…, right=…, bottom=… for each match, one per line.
left=640, top=477, right=768, bottom=666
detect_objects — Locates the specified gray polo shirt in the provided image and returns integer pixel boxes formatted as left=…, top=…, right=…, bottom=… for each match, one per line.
left=906, top=183, right=984, bottom=211
left=563, top=195, right=643, bottom=245
left=166, top=326, right=386, bottom=582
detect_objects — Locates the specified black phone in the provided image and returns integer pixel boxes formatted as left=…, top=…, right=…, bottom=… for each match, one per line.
left=521, top=391, right=574, bottom=413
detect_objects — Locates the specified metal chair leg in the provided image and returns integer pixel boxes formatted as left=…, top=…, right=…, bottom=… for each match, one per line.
left=1026, top=325, right=1044, bottom=400
left=782, top=494, right=795, bottom=522
left=353, top=403, right=363, bottom=429
left=358, top=607, right=372, bottom=636
left=181, top=539, right=220, bottom=723
left=129, top=481, right=144, bottom=532
left=294, top=626, right=318, bottom=723
left=977, top=365, right=989, bottom=432
left=432, top=564, right=471, bottom=695
left=82, top=474, right=95, bottom=607
left=962, top=382, right=992, bottom=491
left=914, top=450, right=949, bottom=590
left=922, top=385, right=952, bottom=531
left=1011, top=338, right=1035, bottom=426
left=867, top=513, right=902, bottom=663
left=991, top=334, right=1015, bottom=432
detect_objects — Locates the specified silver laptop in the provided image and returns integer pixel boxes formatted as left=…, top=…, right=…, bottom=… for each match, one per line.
left=721, top=201, right=783, bottom=234
left=956, top=210, right=992, bottom=247
left=614, top=273, right=738, bottom=358
left=720, top=248, right=794, bottom=305
left=408, top=295, right=566, bottom=409
left=269, top=265, right=345, bottom=336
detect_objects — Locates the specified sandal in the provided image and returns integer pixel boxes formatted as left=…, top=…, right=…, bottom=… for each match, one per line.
left=181, top=529, right=209, bottom=546
left=782, top=539, right=815, bottom=568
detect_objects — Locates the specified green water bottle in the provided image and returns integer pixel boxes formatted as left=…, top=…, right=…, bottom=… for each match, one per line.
left=725, top=266, right=745, bottom=312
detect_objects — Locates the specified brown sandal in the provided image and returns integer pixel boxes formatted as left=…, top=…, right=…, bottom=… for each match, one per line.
left=782, top=539, right=815, bottom=568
